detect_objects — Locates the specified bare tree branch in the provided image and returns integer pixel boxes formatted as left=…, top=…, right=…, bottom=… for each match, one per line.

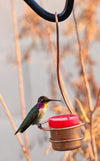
left=0, top=95, right=31, bottom=161
left=92, top=89, right=100, bottom=114
left=73, top=8, right=93, bottom=112
left=76, top=98, right=89, bottom=123
left=11, top=0, right=30, bottom=157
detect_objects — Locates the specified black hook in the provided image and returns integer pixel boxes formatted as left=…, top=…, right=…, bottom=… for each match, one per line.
left=24, top=0, right=74, bottom=22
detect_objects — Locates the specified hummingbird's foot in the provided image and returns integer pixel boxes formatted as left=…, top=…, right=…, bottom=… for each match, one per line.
left=38, top=122, right=42, bottom=128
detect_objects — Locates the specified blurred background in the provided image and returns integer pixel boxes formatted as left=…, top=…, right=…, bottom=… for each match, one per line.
left=0, top=0, right=100, bottom=161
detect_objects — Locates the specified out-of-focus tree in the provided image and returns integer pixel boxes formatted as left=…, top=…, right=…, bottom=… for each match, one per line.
left=1, top=0, right=100, bottom=161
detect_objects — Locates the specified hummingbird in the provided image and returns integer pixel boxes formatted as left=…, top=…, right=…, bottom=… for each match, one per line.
left=15, top=96, right=61, bottom=134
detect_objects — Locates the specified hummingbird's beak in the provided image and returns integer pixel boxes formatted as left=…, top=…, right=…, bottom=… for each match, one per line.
left=48, top=99, right=61, bottom=102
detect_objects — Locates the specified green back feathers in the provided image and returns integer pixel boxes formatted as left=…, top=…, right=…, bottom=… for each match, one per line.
left=15, top=105, right=39, bottom=134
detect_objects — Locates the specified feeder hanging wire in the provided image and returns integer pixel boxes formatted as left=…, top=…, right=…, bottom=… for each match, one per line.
left=55, top=13, right=73, bottom=114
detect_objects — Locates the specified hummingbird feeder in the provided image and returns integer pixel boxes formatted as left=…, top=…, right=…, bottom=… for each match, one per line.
left=39, top=115, right=85, bottom=151
left=24, top=0, right=85, bottom=151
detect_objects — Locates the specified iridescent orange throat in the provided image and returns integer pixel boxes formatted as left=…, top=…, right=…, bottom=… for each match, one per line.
left=37, top=102, right=48, bottom=109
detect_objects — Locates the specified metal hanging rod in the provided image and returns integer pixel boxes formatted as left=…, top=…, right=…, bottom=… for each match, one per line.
left=24, top=0, right=74, bottom=22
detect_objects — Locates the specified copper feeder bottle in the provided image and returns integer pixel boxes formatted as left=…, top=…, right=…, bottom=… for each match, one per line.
left=39, top=121, right=85, bottom=151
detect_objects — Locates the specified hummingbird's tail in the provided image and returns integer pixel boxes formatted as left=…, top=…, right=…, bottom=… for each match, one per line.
left=15, top=129, right=19, bottom=135
left=15, top=124, right=29, bottom=135
left=15, top=119, right=33, bottom=135
left=19, top=122, right=32, bottom=133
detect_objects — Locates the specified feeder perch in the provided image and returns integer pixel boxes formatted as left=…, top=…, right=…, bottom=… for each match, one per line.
left=39, top=114, right=85, bottom=151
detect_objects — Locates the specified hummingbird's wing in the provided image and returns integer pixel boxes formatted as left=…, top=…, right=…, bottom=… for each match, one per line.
left=15, top=105, right=39, bottom=134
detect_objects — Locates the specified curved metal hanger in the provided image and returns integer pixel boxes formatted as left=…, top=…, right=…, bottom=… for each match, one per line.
left=24, top=0, right=74, bottom=22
